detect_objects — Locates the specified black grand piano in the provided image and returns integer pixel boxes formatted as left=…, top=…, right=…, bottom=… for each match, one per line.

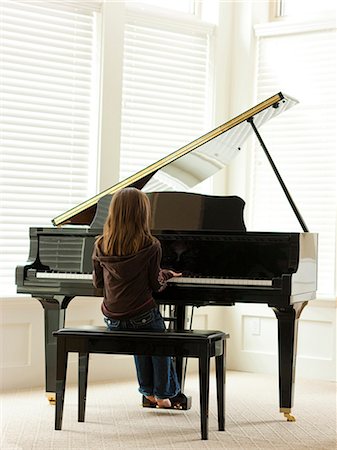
left=16, top=92, right=317, bottom=422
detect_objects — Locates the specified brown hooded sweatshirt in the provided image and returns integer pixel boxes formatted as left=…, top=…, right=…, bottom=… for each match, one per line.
left=92, top=238, right=173, bottom=319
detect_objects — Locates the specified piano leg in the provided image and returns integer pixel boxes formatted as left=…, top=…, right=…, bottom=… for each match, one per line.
left=37, top=296, right=74, bottom=401
left=273, top=301, right=307, bottom=422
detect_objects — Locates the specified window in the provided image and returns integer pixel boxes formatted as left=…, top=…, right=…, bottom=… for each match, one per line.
left=251, top=20, right=336, bottom=298
left=278, top=0, right=336, bottom=17
left=119, top=6, right=214, bottom=184
left=0, top=1, right=100, bottom=296
left=136, top=0, right=195, bottom=14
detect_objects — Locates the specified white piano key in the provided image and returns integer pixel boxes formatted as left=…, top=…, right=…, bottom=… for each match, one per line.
left=36, top=272, right=93, bottom=280
left=167, top=277, right=272, bottom=286
left=35, top=271, right=272, bottom=286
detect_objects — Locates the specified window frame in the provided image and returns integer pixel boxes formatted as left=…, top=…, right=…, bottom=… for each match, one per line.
left=251, top=12, right=337, bottom=301
left=117, top=2, right=216, bottom=184
left=275, top=0, right=336, bottom=19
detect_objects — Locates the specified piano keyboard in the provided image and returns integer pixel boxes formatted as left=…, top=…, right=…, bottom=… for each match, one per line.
left=36, top=272, right=93, bottom=280
left=167, top=277, right=272, bottom=286
left=35, top=271, right=272, bottom=286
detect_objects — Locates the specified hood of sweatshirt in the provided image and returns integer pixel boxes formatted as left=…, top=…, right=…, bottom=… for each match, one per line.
left=93, top=239, right=160, bottom=282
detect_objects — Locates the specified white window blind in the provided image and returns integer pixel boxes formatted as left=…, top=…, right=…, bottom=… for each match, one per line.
left=0, top=1, right=100, bottom=296
left=251, top=26, right=336, bottom=298
left=119, top=12, right=213, bottom=183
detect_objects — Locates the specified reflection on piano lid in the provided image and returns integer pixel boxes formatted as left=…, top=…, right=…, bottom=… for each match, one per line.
left=52, top=92, right=298, bottom=227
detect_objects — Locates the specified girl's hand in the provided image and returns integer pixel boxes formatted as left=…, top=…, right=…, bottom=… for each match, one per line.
left=169, top=270, right=182, bottom=277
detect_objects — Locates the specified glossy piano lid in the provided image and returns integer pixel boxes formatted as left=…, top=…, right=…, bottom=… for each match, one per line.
left=52, top=92, right=298, bottom=226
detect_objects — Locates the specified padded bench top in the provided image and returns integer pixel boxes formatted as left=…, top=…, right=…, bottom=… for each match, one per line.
left=54, top=326, right=229, bottom=341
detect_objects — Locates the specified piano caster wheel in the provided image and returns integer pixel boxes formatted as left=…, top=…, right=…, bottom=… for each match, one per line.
left=284, top=412, right=296, bottom=422
left=281, top=409, right=296, bottom=422
left=46, top=393, right=56, bottom=405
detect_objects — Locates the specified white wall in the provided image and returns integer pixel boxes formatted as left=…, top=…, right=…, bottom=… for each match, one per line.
left=0, top=297, right=218, bottom=391
left=0, top=296, right=148, bottom=391
left=223, top=301, right=336, bottom=382
left=1, top=296, right=335, bottom=392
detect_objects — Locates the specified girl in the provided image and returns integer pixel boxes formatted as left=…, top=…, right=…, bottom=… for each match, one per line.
left=92, top=187, right=181, bottom=408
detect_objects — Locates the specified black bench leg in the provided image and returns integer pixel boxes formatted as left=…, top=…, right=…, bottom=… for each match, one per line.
left=215, top=351, right=225, bottom=431
left=55, top=338, right=68, bottom=430
left=199, top=352, right=210, bottom=440
left=78, top=352, right=89, bottom=422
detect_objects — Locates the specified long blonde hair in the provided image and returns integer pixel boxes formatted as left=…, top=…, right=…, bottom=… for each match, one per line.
left=97, top=188, right=155, bottom=256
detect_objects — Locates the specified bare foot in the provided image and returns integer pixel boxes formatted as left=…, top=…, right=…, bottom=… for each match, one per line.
left=145, top=395, right=156, bottom=404
left=156, top=398, right=171, bottom=408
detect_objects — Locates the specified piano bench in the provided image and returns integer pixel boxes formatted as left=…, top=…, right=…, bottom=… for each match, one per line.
left=53, top=326, right=229, bottom=440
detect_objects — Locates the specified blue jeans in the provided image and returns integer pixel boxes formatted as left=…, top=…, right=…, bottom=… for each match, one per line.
left=104, top=308, right=180, bottom=399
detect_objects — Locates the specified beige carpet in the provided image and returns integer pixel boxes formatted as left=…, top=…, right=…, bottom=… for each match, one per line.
left=1, top=371, right=336, bottom=449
